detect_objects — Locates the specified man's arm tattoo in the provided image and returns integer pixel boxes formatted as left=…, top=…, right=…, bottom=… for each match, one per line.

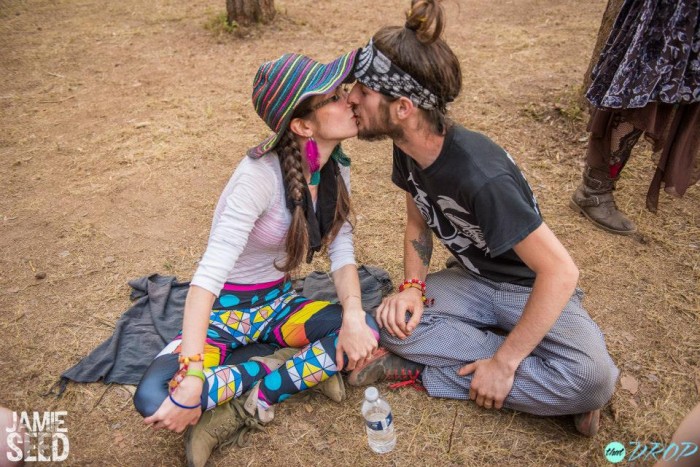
left=411, top=228, right=433, bottom=267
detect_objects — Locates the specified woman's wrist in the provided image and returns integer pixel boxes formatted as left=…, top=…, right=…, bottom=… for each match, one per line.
left=341, top=306, right=366, bottom=322
left=340, top=293, right=362, bottom=307
left=178, top=375, right=205, bottom=391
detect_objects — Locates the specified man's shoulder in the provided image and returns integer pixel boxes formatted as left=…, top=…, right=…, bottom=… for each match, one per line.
left=448, top=124, right=505, bottom=159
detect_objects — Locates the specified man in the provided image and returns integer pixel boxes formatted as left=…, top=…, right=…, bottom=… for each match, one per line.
left=345, top=2, right=619, bottom=437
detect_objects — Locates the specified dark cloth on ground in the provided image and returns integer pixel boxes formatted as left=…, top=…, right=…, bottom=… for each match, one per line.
left=54, top=266, right=392, bottom=395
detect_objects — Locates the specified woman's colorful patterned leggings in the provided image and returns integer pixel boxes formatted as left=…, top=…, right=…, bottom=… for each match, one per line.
left=133, top=279, right=379, bottom=416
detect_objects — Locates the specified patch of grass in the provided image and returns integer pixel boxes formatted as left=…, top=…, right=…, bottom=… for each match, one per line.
left=203, top=12, right=238, bottom=35
left=554, top=85, right=585, bottom=122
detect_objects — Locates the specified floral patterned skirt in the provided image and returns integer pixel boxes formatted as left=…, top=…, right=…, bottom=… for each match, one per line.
left=586, top=0, right=700, bottom=109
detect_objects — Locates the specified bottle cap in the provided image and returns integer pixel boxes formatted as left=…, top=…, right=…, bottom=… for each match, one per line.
left=364, top=386, right=379, bottom=402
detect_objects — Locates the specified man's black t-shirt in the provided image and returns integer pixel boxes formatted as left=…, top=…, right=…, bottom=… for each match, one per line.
left=392, top=124, right=542, bottom=286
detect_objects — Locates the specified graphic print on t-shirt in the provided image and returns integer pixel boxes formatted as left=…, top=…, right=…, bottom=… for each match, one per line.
left=392, top=125, right=543, bottom=285
left=409, top=172, right=484, bottom=275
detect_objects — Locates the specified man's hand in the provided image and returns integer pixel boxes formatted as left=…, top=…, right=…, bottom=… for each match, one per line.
left=335, top=311, right=378, bottom=371
left=457, top=357, right=516, bottom=410
left=144, top=377, right=203, bottom=432
left=375, top=288, right=424, bottom=339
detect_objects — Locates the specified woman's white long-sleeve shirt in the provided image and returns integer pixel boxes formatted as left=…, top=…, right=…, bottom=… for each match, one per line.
left=190, top=152, right=355, bottom=297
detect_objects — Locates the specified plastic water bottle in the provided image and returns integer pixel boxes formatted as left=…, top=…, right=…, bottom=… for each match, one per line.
left=362, top=386, right=396, bottom=453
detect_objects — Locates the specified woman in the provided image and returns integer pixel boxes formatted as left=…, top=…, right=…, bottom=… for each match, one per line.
left=133, top=50, right=379, bottom=466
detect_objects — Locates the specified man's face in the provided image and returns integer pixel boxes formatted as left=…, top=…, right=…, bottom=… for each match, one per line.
left=347, top=83, right=403, bottom=141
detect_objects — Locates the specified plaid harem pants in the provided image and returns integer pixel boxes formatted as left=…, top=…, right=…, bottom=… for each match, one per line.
left=377, top=266, right=619, bottom=416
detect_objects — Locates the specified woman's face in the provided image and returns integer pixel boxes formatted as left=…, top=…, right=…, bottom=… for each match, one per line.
left=304, top=86, right=358, bottom=144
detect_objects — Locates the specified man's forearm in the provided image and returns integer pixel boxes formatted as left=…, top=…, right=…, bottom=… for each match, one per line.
left=492, top=270, right=578, bottom=371
left=403, top=193, right=432, bottom=281
left=404, top=222, right=432, bottom=281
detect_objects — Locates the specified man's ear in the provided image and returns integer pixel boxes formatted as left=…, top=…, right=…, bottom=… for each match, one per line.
left=393, top=96, right=416, bottom=121
left=289, top=117, right=314, bottom=138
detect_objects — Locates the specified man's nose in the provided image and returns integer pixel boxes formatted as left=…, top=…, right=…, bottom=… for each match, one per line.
left=347, top=83, right=360, bottom=104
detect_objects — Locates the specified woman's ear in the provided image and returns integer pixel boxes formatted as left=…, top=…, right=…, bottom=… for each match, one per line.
left=289, top=117, right=314, bottom=138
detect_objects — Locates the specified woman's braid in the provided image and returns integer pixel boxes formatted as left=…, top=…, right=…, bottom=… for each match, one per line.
left=276, top=130, right=309, bottom=272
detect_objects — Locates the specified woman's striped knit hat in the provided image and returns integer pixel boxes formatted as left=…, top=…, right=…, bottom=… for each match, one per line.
left=247, top=50, right=358, bottom=159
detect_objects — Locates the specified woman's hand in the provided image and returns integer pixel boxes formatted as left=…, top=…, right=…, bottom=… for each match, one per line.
left=335, top=309, right=378, bottom=371
left=144, top=377, right=204, bottom=433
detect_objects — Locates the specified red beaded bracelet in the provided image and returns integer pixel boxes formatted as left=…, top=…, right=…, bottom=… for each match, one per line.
left=398, top=278, right=426, bottom=294
left=398, top=279, right=434, bottom=307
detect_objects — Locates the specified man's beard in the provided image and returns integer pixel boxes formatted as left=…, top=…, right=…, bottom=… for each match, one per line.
left=356, top=100, right=404, bottom=142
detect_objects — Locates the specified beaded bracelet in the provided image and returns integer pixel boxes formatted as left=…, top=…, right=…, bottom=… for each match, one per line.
left=398, top=278, right=434, bottom=307
left=178, top=353, right=204, bottom=366
left=168, top=393, right=201, bottom=410
left=169, top=353, right=205, bottom=392
left=398, top=278, right=426, bottom=294
left=169, top=367, right=187, bottom=391
left=400, top=282, right=424, bottom=294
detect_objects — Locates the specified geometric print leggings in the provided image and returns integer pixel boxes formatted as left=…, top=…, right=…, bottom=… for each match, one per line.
left=133, top=278, right=380, bottom=417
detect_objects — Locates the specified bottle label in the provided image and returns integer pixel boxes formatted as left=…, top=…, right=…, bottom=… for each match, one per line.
left=366, top=412, right=393, bottom=431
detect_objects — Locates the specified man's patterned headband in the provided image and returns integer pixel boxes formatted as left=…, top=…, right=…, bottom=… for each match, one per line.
left=354, top=39, right=441, bottom=111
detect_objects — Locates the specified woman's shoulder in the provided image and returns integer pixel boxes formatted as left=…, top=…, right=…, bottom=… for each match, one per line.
left=234, top=153, right=282, bottom=180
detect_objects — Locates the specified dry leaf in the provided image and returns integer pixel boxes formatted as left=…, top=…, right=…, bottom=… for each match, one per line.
left=619, top=331, right=634, bottom=342
left=304, top=404, right=313, bottom=413
left=620, top=375, right=639, bottom=395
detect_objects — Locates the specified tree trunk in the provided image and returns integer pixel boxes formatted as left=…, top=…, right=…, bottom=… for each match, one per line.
left=226, top=0, right=276, bottom=26
left=580, top=0, right=625, bottom=107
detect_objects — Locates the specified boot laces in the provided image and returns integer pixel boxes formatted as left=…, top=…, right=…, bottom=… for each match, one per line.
left=217, top=400, right=265, bottom=450
left=385, top=368, right=426, bottom=392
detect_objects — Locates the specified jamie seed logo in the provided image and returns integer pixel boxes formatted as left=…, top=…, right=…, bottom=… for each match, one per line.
left=4, top=411, right=70, bottom=463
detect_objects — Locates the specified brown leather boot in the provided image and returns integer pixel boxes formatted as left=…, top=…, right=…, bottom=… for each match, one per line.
left=569, top=166, right=636, bottom=235
left=185, top=399, right=264, bottom=467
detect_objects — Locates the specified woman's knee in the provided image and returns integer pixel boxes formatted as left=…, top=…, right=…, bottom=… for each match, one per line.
left=133, top=383, right=163, bottom=418
left=133, top=354, right=178, bottom=417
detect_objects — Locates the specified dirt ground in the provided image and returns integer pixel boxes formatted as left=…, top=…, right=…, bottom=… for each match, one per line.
left=1, top=0, right=698, bottom=465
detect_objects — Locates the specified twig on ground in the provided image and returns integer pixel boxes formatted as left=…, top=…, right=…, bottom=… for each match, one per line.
left=89, top=384, right=112, bottom=413
left=447, top=406, right=458, bottom=453
left=39, top=95, right=75, bottom=104
left=408, top=406, right=428, bottom=454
